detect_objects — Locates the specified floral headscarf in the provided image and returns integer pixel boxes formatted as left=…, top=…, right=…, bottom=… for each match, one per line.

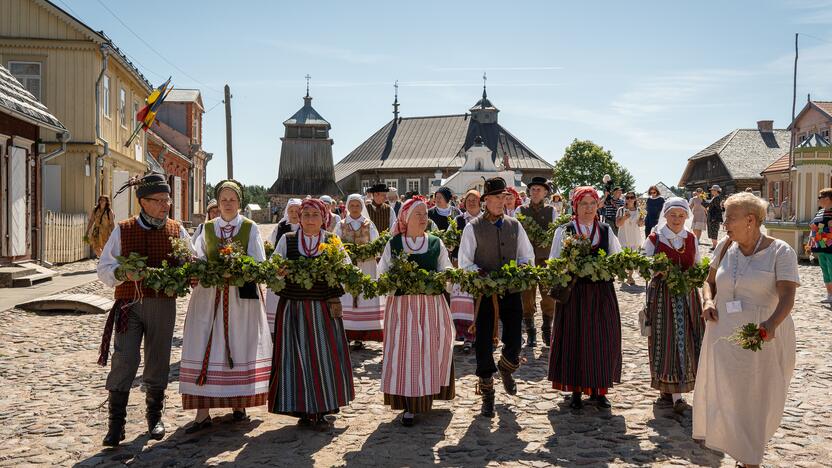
left=300, top=198, right=330, bottom=231
left=392, top=196, right=427, bottom=236
left=570, top=186, right=600, bottom=218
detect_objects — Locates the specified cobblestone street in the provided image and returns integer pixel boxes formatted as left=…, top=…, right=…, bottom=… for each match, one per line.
left=0, top=239, right=830, bottom=467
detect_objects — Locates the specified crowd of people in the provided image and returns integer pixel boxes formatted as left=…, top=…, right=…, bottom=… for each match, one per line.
left=94, top=172, right=804, bottom=467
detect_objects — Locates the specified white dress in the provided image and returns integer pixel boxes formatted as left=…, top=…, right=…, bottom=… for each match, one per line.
left=616, top=206, right=643, bottom=250
left=179, top=215, right=273, bottom=409
left=692, top=238, right=799, bottom=465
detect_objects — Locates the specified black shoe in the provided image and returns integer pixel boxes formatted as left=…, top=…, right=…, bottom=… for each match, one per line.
left=479, top=378, right=495, bottom=418
left=232, top=409, right=249, bottom=422
left=541, top=327, right=552, bottom=348
left=351, top=341, right=365, bottom=351
left=184, top=416, right=212, bottom=434
left=673, top=398, right=689, bottom=415
left=401, top=412, right=415, bottom=427
left=102, top=390, right=129, bottom=447
left=462, top=341, right=472, bottom=354
left=594, top=395, right=611, bottom=408
left=312, top=416, right=332, bottom=432
left=569, top=392, right=583, bottom=410
left=145, top=389, right=165, bottom=440
left=524, top=319, right=536, bottom=348
left=297, top=415, right=313, bottom=427
left=497, top=357, right=519, bottom=396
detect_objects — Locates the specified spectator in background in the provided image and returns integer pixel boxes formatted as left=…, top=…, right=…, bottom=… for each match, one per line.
left=644, top=185, right=665, bottom=237
left=809, top=188, right=832, bottom=303
left=702, top=185, right=725, bottom=251
left=604, top=187, right=625, bottom=235
left=689, top=188, right=707, bottom=243
left=387, top=188, right=402, bottom=215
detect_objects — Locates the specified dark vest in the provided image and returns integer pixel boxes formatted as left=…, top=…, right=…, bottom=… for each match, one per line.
left=470, top=215, right=520, bottom=273
left=273, top=220, right=295, bottom=244
left=204, top=218, right=253, bottom=261
left=367, top=202, right=392, bottom=232
left=278, top=231, right=344, bottom=301
left=389, top=234, right=441, bottom=296
left=428, top=206, right=460, bottom=231
left=114, top=217, right=181, bottom=300
left=519, top=203, right=555, bottom=260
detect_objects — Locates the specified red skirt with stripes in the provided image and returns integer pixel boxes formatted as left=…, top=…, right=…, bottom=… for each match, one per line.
left=547, top=280, right=622, bottom=395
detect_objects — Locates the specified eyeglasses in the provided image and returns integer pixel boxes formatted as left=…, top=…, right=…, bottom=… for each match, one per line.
left=144, top=197, right=172, bottom=205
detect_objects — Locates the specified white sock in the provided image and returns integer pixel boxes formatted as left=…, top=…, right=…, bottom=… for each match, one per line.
left=672, top=393, right=682, bottom=403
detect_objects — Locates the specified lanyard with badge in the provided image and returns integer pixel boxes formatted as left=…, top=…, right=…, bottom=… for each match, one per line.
left=726, top=234, right=763, bottom=314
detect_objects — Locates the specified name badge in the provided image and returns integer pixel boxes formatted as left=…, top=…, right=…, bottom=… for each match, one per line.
left=726, top=301, right=742, bottom=314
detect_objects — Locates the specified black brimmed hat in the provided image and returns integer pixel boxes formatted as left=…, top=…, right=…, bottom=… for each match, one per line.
left=527, top=176, right=552, bottom=193
left=367, top=183, right=390, bottom=193
left=481, top=177, right=509, bottom=199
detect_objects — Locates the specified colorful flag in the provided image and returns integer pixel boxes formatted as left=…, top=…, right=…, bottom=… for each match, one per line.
left=125, top=77, right=173, bottom=147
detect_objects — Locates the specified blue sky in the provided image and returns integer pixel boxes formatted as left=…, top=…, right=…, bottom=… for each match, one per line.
left=59, top=0, right=832, bottom=192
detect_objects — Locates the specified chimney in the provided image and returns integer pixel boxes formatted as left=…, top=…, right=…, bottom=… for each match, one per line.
left=757, top=120, right=774, bottom=133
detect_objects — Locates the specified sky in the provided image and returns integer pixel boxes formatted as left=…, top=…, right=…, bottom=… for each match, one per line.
left=57, top=0, right=832, bottom=192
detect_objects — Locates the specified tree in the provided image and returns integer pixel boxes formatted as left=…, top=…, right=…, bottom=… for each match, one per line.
left=206, top=182, right=270, bottom=207
left=550, top=139, right=635, bottom=196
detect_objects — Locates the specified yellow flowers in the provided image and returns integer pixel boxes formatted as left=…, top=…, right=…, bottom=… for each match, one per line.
left=318, top=235, right=343, bottom=255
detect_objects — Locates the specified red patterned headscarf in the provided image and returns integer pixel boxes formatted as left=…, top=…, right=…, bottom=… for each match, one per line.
left=570, top=186, right=600, bottom=217
left=300, top=198, right=330, bottom=231
left=392, top=196, right=427, bottom=236
left=506, top=187, right=521, bottom=209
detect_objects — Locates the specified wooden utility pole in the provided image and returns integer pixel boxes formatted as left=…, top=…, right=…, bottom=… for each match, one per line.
left=788, top=33, right=798, bottom=218
left=224, top=84, right=234, bottom=178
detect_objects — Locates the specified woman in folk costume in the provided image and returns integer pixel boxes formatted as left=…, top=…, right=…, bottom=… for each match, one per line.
left=449, top=189, right=480, bottom=352
left=547, top=186, right=623, bottom=410
left=504, top=186, right=522, bottom=217
left=268, top=199, right=354, bottom=430
left=179, top=179, right=273, bottom=434
left=85, top=195, right=115, bottom=257
left=641, top=197, right=706, bottom=415
left=335, top=194, right=386, bottom=349
left=264, top=198, right=301, bottom=334
left=321, top=195, right=342, bottom=232
left=378, top=197, right=455, bottom=427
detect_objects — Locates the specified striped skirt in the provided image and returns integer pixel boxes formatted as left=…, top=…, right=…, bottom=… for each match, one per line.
left=548, top=280, right=622, bottom=395
left=342, top=258, right=385, bottom=342
left=646, top=277, right=706, bottom=393
left=449, top=285, right=475, bottom=342
left=179, top=285, right=273, bottom=409
left=268, top=298, right=354, bottom=416
left=381, top=294, right=454, bottom=409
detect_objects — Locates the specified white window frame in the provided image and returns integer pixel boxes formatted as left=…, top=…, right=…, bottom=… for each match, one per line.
left=8, top=61, right=42, bottom=101
left=192, top=110, right=200, bottom=144
left=429, top=178, right=442, bottom=189
left=406, top=178, right=421, bottom=194
left=102, top=75, right=111, bottom=118
left=384, top=179, right=399, bottom=190
left=119, top=88, right=127, bottom=127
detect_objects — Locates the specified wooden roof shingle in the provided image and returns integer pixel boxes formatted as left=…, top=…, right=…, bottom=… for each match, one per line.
left=0, top=63, right=65, bottom=132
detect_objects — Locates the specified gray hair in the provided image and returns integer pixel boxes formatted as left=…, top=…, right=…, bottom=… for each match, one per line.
left=724, top=192, right=767, bottom=227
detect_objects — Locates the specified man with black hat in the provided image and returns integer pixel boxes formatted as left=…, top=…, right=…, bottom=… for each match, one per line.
left=366, top=183, right=397, bottom=232
left=458, top=177, right=535, bottom=417
left=428, top=186, right=462, bottom=231
left=96, top=172, right=190, bottom=446
left=517, top=176, right=557, bottom=348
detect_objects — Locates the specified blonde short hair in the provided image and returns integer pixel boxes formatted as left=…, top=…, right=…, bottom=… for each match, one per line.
left=724, top=192, right=767, bottom=226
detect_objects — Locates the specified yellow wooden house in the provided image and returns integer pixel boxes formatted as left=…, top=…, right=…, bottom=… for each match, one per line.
left=0, top=0, right=152, bottom=221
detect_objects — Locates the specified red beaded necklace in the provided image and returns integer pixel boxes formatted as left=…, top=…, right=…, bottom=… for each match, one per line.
left=301, top=232, right=321, bottom=257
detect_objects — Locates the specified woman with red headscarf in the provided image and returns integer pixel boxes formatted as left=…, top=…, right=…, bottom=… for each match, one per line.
left=267, top=198, right=354, bottom=431
left=377, top=196, right=455, bottom=427
left=504, top=187, right=522, bottom=217
left=547, top=186, right=623, bottom=410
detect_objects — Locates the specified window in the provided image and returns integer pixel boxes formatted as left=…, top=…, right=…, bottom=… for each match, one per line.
left=8, top=61, right=42, bottom=101
left=119, top=88, right=127, bottom=127
left=133, top=101, right=139, bottom=127
left=315, top=128, right=328, bottom=139
left=384, top=179, right=399, bottom=190
left=406, top=178, right=420, bottom=194
left=823, top=129, right=830, bottom=140
left=192, top=111, right=200, bottom=144
left=773, top=181, right=781, bottom=205
left=102, top=75, right=111, bottom=118
left=429, top=178, right=442, bottom=189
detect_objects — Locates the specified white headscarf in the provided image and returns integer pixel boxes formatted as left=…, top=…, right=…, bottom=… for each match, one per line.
left=345, top=193, right=370, bottom=222
left=654, top=196, right=693, bottom=234
left=280, top=198, right=302, bottom=224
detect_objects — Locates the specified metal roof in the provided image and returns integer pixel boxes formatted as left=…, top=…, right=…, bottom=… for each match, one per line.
left=0, top=63, right=66, bottom=132
left=334, top=114, right=552, bottom=182
left=283, top=96, right=330, bottom=127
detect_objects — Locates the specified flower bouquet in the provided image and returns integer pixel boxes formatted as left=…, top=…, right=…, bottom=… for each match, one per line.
left=728, top=322, right=768, bottom=352
left=429, top=218, right=461, bottom=250
left=263, top=240, right=275, bottom=259
left=376, top=250, right=455, bottom=296
left=279, top=236, right=373, bottom=298
left=458, top=261, right=541, bottom=298
left=344, top=230, right=390, bottom=263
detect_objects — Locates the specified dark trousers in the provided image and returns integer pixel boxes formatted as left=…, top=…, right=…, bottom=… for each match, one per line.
left=105, top=298, right=177, bottom=393
left=474, top=292, right=523, bottom=377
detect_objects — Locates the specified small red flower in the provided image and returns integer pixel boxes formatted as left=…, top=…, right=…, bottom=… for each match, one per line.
left=758, top=327, right=768, bottom=340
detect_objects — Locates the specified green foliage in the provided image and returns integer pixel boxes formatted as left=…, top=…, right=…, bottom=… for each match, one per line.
left=429, top=218, right=462, bottom=250
left=375, top=251, right=454, bottom=296
left=206, top=182, right=270, bottom=208
left=551, top=139, right=635, bottom=195
left=515, top=214, right=558, bottom=250
left=344, top=230, right=391, bottom=263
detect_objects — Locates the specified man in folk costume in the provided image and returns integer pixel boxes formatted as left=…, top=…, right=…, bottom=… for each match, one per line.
left=517, top=177, right=558, bottom=348
left=366, top=183, right=397, bottom=233
left=179, top=180, right=273, bottom=434
left=428, top=186, right=461, bottom=230
left=458, top=177, right=535, bottom=417
left=547, top=186, right=623, bottom=409
left=335, top=194, right=386, bottom=349
left=268, top=199, right=354, bottom=430
left=96, top=173, right=190, bottom=446
left=378, top=197, right=455, bottom=426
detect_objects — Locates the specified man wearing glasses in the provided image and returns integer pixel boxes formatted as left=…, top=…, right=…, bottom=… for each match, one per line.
left=96, top=172, right=190, bottom=446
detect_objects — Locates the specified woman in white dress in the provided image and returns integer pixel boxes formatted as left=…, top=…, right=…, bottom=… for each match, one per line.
left=615, top=191, right=644, bottom=285
left=264, top=198, right=301, bottom=335
left=335, top=194, right=385, bottom=349
left=179, top=180, right=273, bottom=433
left=694, top=192, right=799, bottom=468
left=689, top=188, right=707, bottom=244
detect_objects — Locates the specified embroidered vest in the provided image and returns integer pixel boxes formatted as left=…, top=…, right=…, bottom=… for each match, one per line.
left=339, top=218, right=372, bottom=245
left=367, top=202, right=392, bottom=232
left=648, top=231, right=697, bottom=270
left=389, top=234, right=440, bottom=272
left=114, top=217, right=181, bottom=300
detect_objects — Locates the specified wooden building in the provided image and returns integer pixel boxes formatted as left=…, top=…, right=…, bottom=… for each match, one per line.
left=0, top=62, right=66, bottom=263
left=0, top=0, right=152, bottom=222
left=678, top=120, right=790, bottom=195
left=334, top=86, right=553, bottom=195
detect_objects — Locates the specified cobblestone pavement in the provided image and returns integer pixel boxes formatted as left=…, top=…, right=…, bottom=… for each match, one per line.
left=0, top=239, right=830, bottom=467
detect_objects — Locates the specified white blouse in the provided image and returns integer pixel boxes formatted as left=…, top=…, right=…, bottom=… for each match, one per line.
left=548, top=220, right=623, bottom=259
left=377, top=235, right=453, bottom=276
left=641, top=226, right=701, bottom=263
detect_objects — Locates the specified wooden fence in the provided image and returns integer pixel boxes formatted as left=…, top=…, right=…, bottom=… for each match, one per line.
left=44, top=211, right=89, bottom=264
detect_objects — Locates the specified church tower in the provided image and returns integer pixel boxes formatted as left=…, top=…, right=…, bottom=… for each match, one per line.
left=269, top=77, right=342, bottom=197
left=469, top=73, right=499, bottom=124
